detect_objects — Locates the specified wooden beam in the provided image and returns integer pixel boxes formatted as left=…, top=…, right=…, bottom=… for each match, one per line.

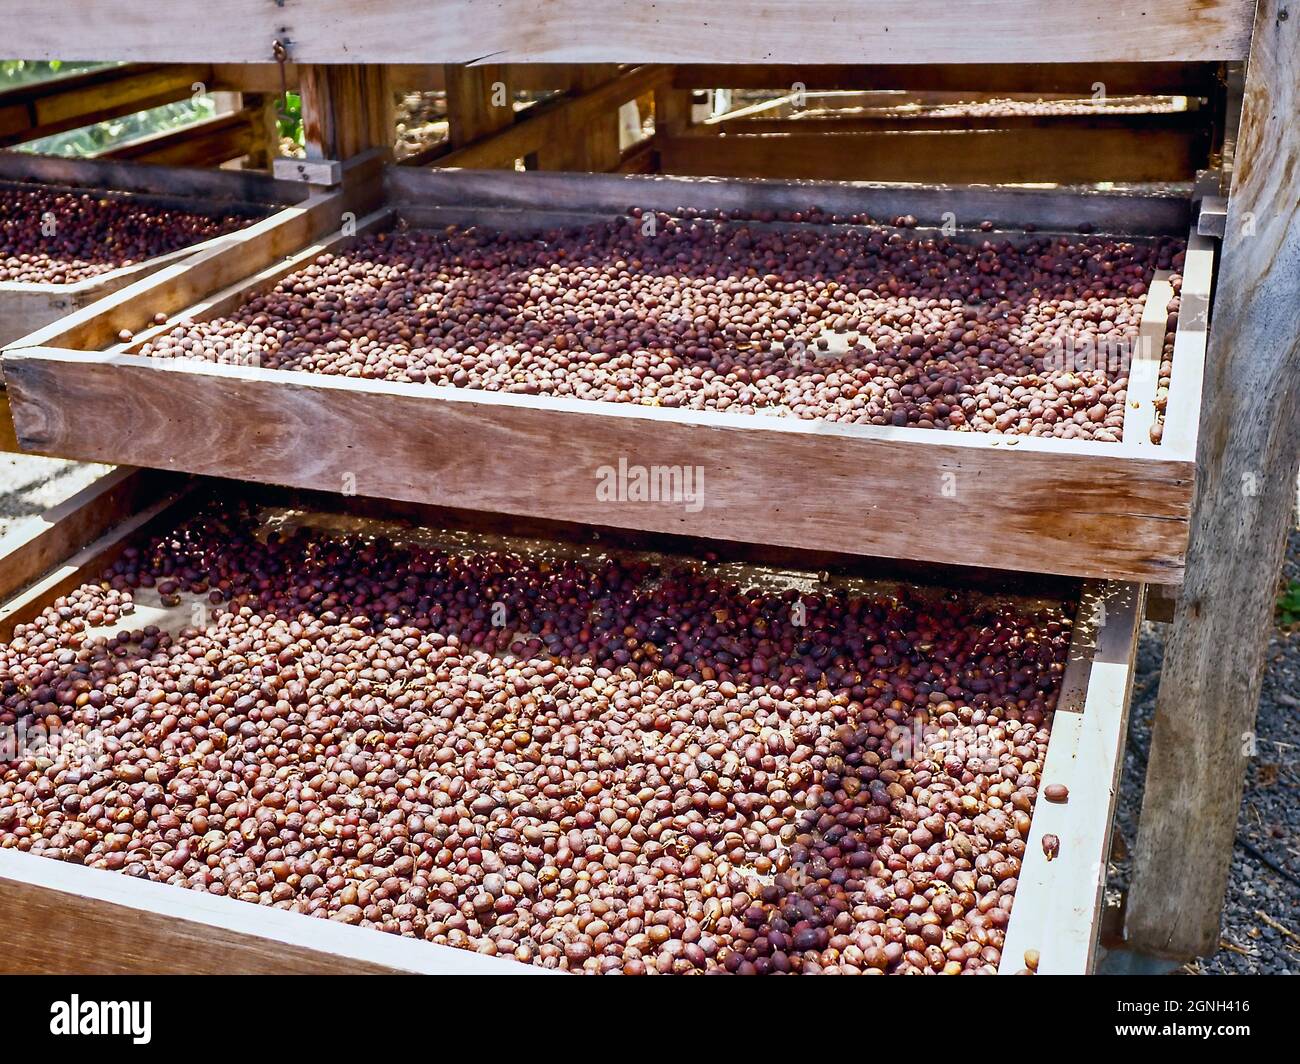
left=673, top=62, right=1224, bottom=95
left=0, top=63, right=209, bottom=149
left=999, top=582, right=1144, bottom=974
left=3, top=346, right=1196, bottom=585
left=434, top=66, right=669, bottom=170
left=0, top=2, right=1254, bottom=63
left=1126, top=0, right=1300, bottom=960
left=444, top=64, right=514, bottom=149
left=538, top=65, right=623, bottom=172
left=658, top=126, right=1206, bottom=184
left=0, top=468, right=172, bottom=605
left=96, top=108, right=257, bottom=167
left=300, top=65, right=394, bottom=162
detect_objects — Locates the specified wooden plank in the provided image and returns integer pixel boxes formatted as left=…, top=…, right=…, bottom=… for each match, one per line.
left=300, top=65, right=394, bottom=161
left=3, top=347, right=1193, bottom=584
left=387, top=166, right=1192, bottom=237
left=0, top=150, right=305, bottom=205
left=0, top=2, right=1254, bottom=63
left=1, top=185, right=352, bottom=356
left=0, top=851, right=538, bottom=974
left=96, top=108, right=256, bottom=166
left=434, top=66, right=670, bottom=170
left=1124, top=271, right=1176, bottom=450
left=0, top=468, right=174, bottom=604
left=672, top=63, right=1224, bottom=95
left=1126, top=0, right=1300, bottom=961
left=717, top=111, right=1202, bottom=135
left=444, top=64, right=514, bottom=150
left=0, top=487, right=189, bottom=640
left=538, top=65, right=623, bottom=172
left=209, top=63, right=587, bottom=96
left=999, top=581, right=1144, bottom=974
left=658, top=127, right=1205, bottom=184
left=0, top=63, right=208, bottom=149
left=1160, top=233, right=1217, bottom=456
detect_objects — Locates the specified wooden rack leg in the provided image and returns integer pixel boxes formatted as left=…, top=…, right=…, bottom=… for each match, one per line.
left=444, top=64, right=514, bottom=156
left=1126, top=0, right=1300, bottom=961
left=300, top=65, right=394, bottom=161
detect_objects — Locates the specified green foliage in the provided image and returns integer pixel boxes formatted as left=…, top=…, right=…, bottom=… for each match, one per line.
left=1279, top=580, right=1300, bottom=628
left=277, top=92, right=305, bottom=149
left=0, top=59, right=107, bottom=88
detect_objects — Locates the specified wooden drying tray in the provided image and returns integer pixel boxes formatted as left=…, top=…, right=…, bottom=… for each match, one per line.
left=0, top=166, right=1213, bottom=584
left=0, top=469, right=1142, bottom=973
left=0, top=153, right=314, bottom=348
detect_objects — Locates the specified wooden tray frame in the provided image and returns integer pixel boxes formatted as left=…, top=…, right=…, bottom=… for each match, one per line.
left=1, top=166, right=1213, bottom=584
left=0, top=153, right=314, bottom=347
left=0, top=469, right=1141, bottom=973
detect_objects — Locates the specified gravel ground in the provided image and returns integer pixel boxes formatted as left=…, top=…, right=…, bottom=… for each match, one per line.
left=0, top=455, right=1295, bottom=973
left=1111, top=525, right=1300, bottom=975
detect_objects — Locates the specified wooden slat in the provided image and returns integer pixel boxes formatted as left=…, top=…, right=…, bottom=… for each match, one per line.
left=0, top=2, right=1254, bottom=63
left=673, top=63, right=1223, bottom=95
left=1, top=185, right=354, bottom=356
left=0, top=468, right=174, bottom=604
left=658, top=127, right=1205, bottom=184
left=999, top=581, right=1144, bottom=974
left=1124, top=271, right=1176, bottom=450
left=387, top=166, right=1192, bottom=236
left=300, top=65, right=395, bottom=162
left=4, top=347, right=1193, bottom=584
left=434, top=66, right=670, bottom=170
left=1160, top=233, right=1217, bottom=456
left=1126, top=0, right=1300, bottom=961
left=444, top=64, right=514, bottom=150
left=0, top=63, right=209, bottom=150
left=96, top=108, right=257, bottom=166
left=0, top=851, right=539, bottom=974
left=0, top=150, right=304, bottom=204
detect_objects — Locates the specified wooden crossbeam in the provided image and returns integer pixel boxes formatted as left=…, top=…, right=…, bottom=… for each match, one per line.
left=658, top=126, right=1206, bottom=184
left=96, top=108, right=257, bottom=167
left=433, top=65, right=669, bottom=171
left=0, top=63, right=210, bottom=149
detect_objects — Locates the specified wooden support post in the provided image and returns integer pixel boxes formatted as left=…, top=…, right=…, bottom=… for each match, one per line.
left=299, top=64, right=394, bottom=162
left=1126, top=0, right=1300, bottom=960
left=242, top=92, right=282, bottom=170
left=444, top=64, right=514, bottom=153
left=654, top=80, right=693, bottom=139
left=538, top=65, right=623, bottom=172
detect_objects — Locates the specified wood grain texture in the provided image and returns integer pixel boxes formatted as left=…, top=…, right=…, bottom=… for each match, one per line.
left=1, top=188, right=347, bottom=357
left=0, top=2, right=1254, bottom=63
left=0, top=467, right=174, bottom=604
left=436, top=66, right=670, bottom=170
left=0, top=63, right=207, bottom=149
left=388, top=166, right=1192, bottom=236
left=999, top=582, right=1143, bottom=974
left=671, top=63, right=1224, bottom=95
left=300, top=65, right=395, bottom=161
left=658, top=127, right=1205, bottom=184
left=97, top=107, right=257, bottom=167
left=4, top=348, right=1194, bottom=583
left=1127, top=0, right=1300, bottom=960
left=0, top=155, right=306, bottom=347
left=1125, top=272, right=1176, bottom=451
left=0, top=851, right=540, bottom=974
